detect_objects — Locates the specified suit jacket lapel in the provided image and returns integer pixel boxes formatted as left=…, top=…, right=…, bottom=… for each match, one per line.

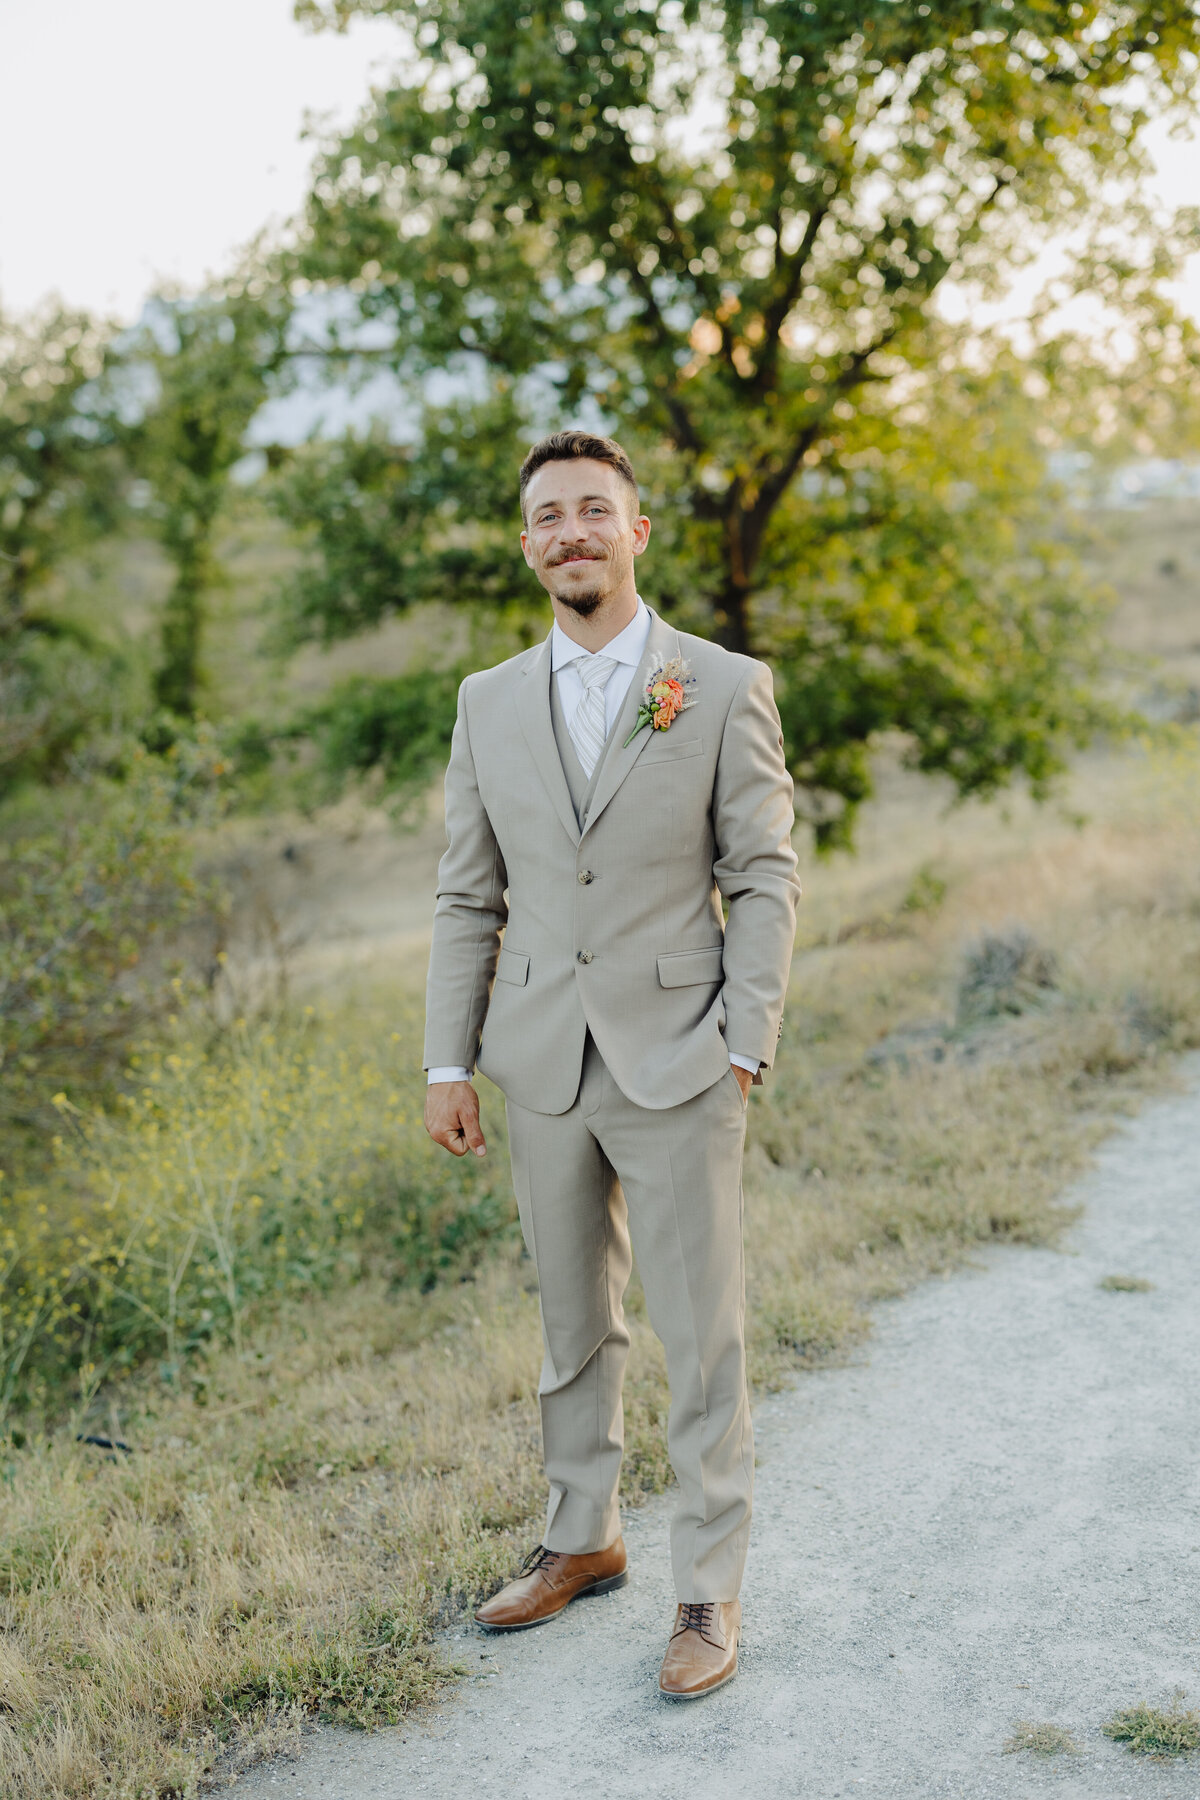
left=515, top=633, right=582, bottom=847
left=583, top=609, right=681, bottom=840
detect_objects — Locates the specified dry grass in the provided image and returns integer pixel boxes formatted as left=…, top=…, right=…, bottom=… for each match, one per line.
left=1003, top=1719, right=1079, bottom=1756
left=8, top=480, right=1200, bottom=1797
left=3, top=728, right=1200, bottom=1796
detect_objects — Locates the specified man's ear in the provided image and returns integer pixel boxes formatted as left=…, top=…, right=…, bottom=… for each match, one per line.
left=520, top=528, right=534, bottom=568
left=632, top=514, right=651, bottom=557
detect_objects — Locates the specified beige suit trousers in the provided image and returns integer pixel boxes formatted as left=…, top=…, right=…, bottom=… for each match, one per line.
left=506, top=1034, right=753, bottom=1604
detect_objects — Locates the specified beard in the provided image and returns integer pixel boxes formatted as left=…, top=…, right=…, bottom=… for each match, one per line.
left=544, top=553, right=609, bottom=615
left=553, top=584, right=605, bottom=616
left=540, top=542, right=632, bottom=615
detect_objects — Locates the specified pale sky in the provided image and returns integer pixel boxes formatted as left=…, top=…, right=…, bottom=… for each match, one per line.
left=1, top=2, right=1198, bottom=331
left=0, top=0, right=399, bottom=320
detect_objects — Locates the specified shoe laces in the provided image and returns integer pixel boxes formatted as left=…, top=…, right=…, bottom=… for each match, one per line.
left=673, top=1601, right=718, bottom=1643
left=518, top=1545, right=563, bottom=1579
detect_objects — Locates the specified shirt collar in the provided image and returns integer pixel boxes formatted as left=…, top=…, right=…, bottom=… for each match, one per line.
left=550, top=596, right=651, bottom=672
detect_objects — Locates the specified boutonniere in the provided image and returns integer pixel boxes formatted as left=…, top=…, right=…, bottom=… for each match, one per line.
left=623, top=657, right=697, bottom=747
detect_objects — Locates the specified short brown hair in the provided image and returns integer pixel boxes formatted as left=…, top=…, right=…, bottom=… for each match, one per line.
left=519, top=430, right=639, bottom=521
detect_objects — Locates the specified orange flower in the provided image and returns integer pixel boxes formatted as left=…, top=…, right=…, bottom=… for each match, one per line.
left=652, top=684, right=681, bottom=727
left=623, top=658, right=697, bottom=746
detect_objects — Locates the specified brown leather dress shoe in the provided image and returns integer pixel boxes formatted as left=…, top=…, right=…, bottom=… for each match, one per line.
left=658, top=1599, right=741, bottom=1698
left=474, top=1539, right=628, bottom=1631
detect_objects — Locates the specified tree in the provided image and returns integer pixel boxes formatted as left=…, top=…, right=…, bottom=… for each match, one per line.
left=282, top=0, right=1200, bottom=843
left=130, top=288, right=289, bottom=720
left=0, top=305, right=127, bottom=787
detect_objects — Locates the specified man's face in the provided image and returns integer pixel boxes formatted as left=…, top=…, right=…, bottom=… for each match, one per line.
left=520, top=459, right=650, bottom=616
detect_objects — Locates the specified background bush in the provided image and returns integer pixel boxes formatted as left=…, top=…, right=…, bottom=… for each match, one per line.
left=1, top=1002, right=514, bottom=1420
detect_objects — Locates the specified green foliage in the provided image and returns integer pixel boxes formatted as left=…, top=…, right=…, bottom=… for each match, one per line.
left=1103, top=1694, right=1200, bottom=1757
left=0, top=627, right=135, bottom=793
left=284, top=0, right=1200, bottom=840
left=128, top=289, right=290, bottom=718
left=0, top=306, right=130, bottom=786
left=758, top=368, right=1121, bottom=845
left=212, top=1592, right=444, bottom=1728
left=292, top=667, right=463, bottom=818
left=0, top=305, right=123, bottom=634
left=0, top=739, right=223, bottom=1141
left=901, top=865, right=948, bottom=917
left=0, top=1007, right=514, bottom=1417
left=269, top=394, right=534, bottom=645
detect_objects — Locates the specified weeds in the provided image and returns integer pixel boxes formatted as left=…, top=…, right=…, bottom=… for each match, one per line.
left=0, top=741, right=222, bottom=1141
left=956, top=926, right=1058, bottom=1025
left=1003, top=1720, right=1078, bottom=1755
left=1098, top=1274, right=1155, bottom=1292
left=1, top=1004, right=514, bottom=1415
left=901, top=863, right=948, bottom=916
left=211, top=1594, right=446, bottom=1728
left=1103, top=1693, right=1200, bottom=1757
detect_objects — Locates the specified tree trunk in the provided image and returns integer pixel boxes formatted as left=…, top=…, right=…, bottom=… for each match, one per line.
left=712, top=502, right=754, bottom=653
left=713, top=577, right=751, bottom=653
left=154, top=538, right=208, bottom=718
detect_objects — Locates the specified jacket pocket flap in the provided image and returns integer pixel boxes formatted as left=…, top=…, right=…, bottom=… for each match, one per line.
left=641, top=733, right=704, bottom=764
left=657, top=946, right=724, bottom=988
left=495, top=947, right=529, bottom=987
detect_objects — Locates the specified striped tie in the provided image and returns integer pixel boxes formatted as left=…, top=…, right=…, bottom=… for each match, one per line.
left=569, top=654, right=618, bottom=778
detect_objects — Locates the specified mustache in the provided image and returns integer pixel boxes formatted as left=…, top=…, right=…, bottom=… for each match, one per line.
left=547, top=550, right=605, bottom=567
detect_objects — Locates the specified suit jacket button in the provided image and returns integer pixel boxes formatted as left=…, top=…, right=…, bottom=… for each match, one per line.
left=578, top=870, right=594, bottom=884
left=577, top=950, right=593, bottom=964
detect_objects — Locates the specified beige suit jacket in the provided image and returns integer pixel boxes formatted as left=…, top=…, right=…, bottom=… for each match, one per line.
left=423, top=608, right=800, bottom=1114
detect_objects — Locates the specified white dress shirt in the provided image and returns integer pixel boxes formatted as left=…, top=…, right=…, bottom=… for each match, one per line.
left=550, top=594, right=652, bottom=739
left=427, top=598, right=760, bottom=1084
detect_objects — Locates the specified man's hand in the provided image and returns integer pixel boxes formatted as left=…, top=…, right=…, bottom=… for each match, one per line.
left=732, top=1064, right=753, bottom=1103
left=424, top=1080, right=487, bottom=1157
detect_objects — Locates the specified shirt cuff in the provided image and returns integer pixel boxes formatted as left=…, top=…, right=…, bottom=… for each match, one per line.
left=427, top=1066, right=472, bottom=1084
left=729, top=1052, right=761, bottom=1074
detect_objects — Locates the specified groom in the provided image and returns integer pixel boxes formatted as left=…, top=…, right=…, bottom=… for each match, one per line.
left=423, top=431, right=799, bottom=1698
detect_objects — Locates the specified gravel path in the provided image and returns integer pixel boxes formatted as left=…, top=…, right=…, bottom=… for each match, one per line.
left=240, top=1067, right=1200, bottom=1799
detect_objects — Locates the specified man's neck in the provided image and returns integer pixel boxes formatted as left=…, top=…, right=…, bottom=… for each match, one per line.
left=550, top=587, right=640, bottom=653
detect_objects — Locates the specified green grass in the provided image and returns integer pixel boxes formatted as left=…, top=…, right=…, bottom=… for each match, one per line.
left=1103, top=1694, right=1200, bottom=1757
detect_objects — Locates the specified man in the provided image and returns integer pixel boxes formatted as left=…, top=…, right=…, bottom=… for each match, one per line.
left=423, top=430, right=800, bottom=1698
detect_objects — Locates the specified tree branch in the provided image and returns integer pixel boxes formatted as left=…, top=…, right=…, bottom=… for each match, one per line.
left=619, top=259, right=706, bottom=458
left=751, top=197, right=832, bottom=397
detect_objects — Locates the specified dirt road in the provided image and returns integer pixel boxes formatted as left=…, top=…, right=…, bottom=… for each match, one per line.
left=238, top=1065, right=1200, bottom=1799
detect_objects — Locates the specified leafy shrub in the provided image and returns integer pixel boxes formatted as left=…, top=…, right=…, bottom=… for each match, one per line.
left=0, top=626, right=138, bottom=790
left=294, top=669, right=462, bottom=820
left=901, top=863, right=949, bottom=916
left=956, top=926, right=1058, bottom=1025
left=0, top=740, right=223, bottom=1140
left=1, top=1008, right=515, bottom=1417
